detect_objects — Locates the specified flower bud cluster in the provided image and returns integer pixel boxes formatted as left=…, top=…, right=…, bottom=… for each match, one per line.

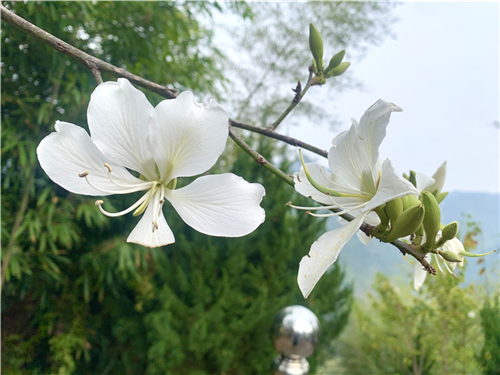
left=308, top=23, right=350, bottom=86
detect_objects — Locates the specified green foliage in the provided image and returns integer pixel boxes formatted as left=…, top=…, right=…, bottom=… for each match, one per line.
left=0, top=2, right=403, bottom=373
left=478, top=294, right=500, bottom=375
left=331, top=234, right=485, bottom=375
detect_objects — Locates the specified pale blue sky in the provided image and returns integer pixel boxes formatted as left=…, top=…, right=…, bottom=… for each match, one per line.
left=289, top=2, right=499, bottom=194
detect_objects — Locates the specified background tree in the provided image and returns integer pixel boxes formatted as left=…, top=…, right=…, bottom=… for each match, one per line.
left=0, top=1, right=403, bottom=373
left=329, top=225, right=485, bottom=375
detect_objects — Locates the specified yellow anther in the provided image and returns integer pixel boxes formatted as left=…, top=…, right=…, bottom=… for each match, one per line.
left=79, top=171, right=89, bottom=178
left=104, top=163, right=113, bottom=172
left=95, top=200, right=104, bottom=206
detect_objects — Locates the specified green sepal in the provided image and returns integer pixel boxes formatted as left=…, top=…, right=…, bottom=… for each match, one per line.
left=309, top=23, right=323, bottom=71
left=436, top=191, right=449, bottom=203
left=375, top=204, right=389, bottom=232
left=324, top=50, right=345, bottom=74
left=299, top=150, right=342, bottom=197
left=460, top=249, right=496, bottom=258
left=325, top=62, right=350, bottom=78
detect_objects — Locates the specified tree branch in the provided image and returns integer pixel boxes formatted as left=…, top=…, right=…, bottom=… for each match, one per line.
left=1, top=5, right=435, bottom=276
left=228, top=127, right=294, bottom=186
left=229, top=118, right=328, bottom=158
left=0, top=4, right=177, bottom=99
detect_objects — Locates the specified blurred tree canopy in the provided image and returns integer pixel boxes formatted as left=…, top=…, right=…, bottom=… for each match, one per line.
left=1, top=1, right=398, bottom=374
left=329, top=225, right=491, bottom=375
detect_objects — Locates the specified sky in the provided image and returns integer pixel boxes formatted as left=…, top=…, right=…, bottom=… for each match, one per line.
left=287, top=2, right=499, bottom=194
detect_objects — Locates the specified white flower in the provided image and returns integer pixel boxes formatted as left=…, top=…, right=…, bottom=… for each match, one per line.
left=291, top=100, right=418, bottom=298
left=37, top=78, right=265, bottom=248
left=413, top=237, right=464, bottom=291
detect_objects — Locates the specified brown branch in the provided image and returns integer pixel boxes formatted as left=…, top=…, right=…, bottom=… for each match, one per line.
left=229, top=118, right=328, bottom=158
left=0, top=4, right=177, bottom=99
left=1, top=5, right=434, bottom=275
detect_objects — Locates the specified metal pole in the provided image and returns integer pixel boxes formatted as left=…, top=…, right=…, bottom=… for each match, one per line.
left=271, top=305, right=321, bottom=375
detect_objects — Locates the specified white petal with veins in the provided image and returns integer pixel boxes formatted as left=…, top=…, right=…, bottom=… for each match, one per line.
left=298, top=212, right=369, bottom=298
left=166, top=173, right=265, bottom=237
left=37, top=121, right=146, bottom=196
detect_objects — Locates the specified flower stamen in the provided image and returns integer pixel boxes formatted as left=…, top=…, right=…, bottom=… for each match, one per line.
left=95, top=191, right=150, bottom=217
left=83, top=172, right=153, bottom=195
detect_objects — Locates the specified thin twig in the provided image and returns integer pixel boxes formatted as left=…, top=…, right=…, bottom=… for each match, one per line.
left=0, top=4, right=177, bottom=98
left=269, top=70, right=314, bottom=131
left=228, top=127, right=294, bottom=187
left=91, top=68, right=103, bottom=85
left=229, top=118, right=328, bottom=158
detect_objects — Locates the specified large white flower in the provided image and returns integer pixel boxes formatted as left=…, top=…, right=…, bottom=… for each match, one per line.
left=292, top=100, right=419, bottom=298
left=37, top=78, right=265, bottom=248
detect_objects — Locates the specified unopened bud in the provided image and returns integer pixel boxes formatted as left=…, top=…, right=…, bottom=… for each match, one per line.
left=441, top=221, right=458, bottom=242
left=325, top=62, right=350, bottom=78
left=384, top=204, right=425, bottom=243
left=309, top=23, right=324, bottom=71
left=375, top=204, right=389, bottom=232
left=421, top=192, right=441, bottom=250
left=324, top=50, right=345, bottom=74
left=401, top=195, right=420, bottom=211
left=385, top=198, right=403, bottom=223
left=438, top=250, right=463, bottom=263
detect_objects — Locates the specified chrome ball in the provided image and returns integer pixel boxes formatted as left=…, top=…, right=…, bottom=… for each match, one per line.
left=271, top=305, right=321, bottom=358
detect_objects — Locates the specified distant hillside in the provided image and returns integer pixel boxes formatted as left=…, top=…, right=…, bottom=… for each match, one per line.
left=327, top=192, right=499, bottom=297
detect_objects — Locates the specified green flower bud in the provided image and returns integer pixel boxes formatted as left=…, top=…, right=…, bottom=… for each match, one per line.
left=324, top=50, right=345, bottom=74
left=384, top=204, right=425, bottom=243
left=403, top=172, right=410, bottom=180
left=436, top=191, right=449, bottom=203
left=438, top=250, right=463, bottom=263
left=385, top=198, right=403, bottom=223
left=409, top=170, right=417, bottom=187
left=401, top=195, right=420, bottom=211
left=442, top=221, right=458, bottom=242
left=309, top=23, right=323, bottom=71
left=421, top=192, right=441, bottom=250
left=324, top=62, right=350, bottom=78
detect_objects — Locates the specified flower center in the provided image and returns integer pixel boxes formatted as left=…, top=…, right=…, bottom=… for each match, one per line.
left=79, top=164, right=174, bottom=233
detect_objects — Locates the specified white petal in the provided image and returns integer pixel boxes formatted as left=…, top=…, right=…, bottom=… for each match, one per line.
left=416, top=173, right=435, bottom=192
left=165, top=174, right=265, bottom=237
left=37, top=121, right=146, bottom=196
left=87, top=79, right=157, bottom=180
left=298, top=212, right=369, bottom=298
left=148, top=91, right=229, bottom=182
left=413, top=254, right=431, bottom=291
left=357, top=100, right=403, bottom=169
left=356, top=212, right=380, bottom=245
left=127, top=201, right=175, bottom=248
left=328, top=100, right=402, bottom=194
left=363, top=159, right=419, bottom=212
left=426, top=161, right=447, bottom=193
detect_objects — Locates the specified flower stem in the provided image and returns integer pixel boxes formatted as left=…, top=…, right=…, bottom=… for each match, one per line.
left=269, top=70, right=314, bottom=131
left=228, top=128, right=293, bottom=187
